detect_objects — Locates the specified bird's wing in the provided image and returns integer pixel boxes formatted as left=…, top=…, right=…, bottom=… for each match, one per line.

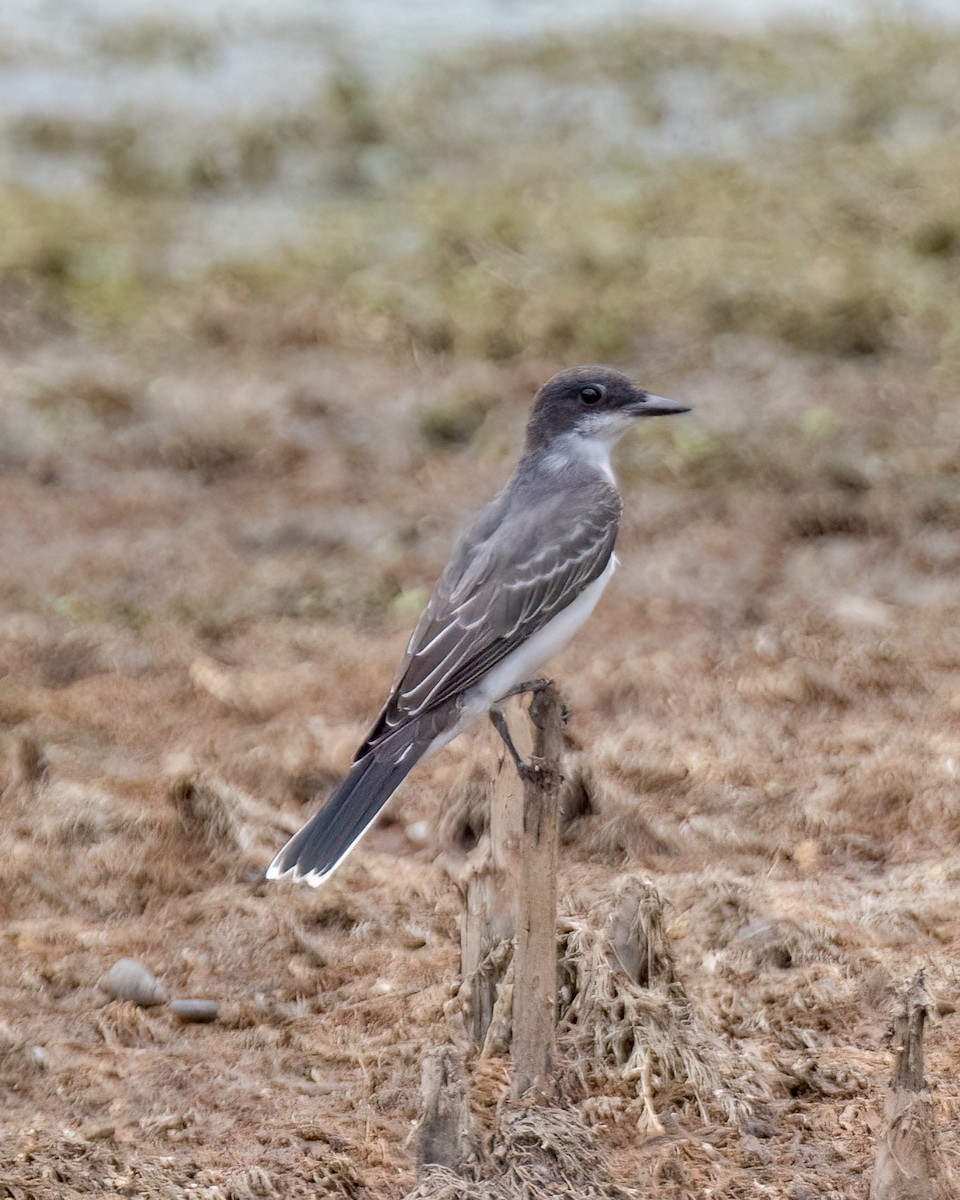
left=357, top=480, right=621, bottom=755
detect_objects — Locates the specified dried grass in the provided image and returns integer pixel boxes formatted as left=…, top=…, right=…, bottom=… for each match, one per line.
left=406, top=1106, right=638, bottom=1199
left=557, top=879, right=761, bottom=1127
left=558, top=759, right=677, bottom=865
left=2, top=14, right=960, bottom=1198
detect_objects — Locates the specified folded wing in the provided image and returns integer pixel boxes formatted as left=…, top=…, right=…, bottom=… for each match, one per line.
left=357, top=480, right=621, bottom=755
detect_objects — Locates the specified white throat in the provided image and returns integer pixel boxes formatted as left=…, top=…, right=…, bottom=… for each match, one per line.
left=541, top=429, right=618, bottom=485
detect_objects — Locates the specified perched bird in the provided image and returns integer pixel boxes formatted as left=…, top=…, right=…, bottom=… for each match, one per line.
left=268, top=366, right=690, bottom=886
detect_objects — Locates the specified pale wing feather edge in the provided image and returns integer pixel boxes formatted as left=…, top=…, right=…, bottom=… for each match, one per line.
left=356, top=482, right=620, bottom=755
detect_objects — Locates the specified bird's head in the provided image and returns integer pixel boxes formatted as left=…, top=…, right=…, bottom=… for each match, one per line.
left=524, top=366, right=690, bottom=457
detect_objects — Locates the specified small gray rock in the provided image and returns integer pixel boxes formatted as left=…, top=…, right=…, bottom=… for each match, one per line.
left=170, top=998, right=219, bottom=1024
left=99, top=958, right=168, bottom=1007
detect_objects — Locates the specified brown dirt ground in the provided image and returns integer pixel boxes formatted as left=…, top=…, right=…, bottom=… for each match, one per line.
left=1, top=328, right=960, bottom=1198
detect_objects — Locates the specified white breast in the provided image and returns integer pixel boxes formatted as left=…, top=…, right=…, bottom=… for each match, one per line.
left=425, top=553, right=618, bottom=755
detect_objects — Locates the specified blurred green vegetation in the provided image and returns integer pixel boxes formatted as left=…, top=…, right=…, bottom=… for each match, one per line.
left=1, top=13, right=959, bottom=562
left=1, top=17, right=959, bottom=378
left=94, top=18, right=216, bottom=66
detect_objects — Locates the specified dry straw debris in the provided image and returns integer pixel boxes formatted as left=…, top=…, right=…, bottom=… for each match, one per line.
left=3, top=11, right=960, bottom=1199
left=557, top=878, right=761, bottom=1127
left=407, top=1105, right=639, bottom=1200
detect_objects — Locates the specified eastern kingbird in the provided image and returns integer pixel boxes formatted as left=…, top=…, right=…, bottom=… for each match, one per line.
left=268, top=366, right=690, bottom=886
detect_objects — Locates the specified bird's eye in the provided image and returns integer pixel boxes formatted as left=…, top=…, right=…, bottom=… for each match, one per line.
left=579, top=386, right=603, bottom=404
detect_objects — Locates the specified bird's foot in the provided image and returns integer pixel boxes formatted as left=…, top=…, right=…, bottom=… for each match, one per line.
left=516, top=757, right=544, bottom=784
left=501, top=677, right=551, bottom=700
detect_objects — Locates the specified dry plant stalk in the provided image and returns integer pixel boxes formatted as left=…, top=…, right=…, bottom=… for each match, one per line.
left=869, top=970, right=949, bottom=1200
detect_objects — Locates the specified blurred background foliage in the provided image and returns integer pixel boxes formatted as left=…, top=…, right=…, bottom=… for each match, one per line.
left=0, top=6, right=959, bottom=625
left=3, top=13, right=959, bottom=369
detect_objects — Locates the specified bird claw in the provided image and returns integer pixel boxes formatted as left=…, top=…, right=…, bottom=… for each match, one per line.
left=503, top=677, right=551, bottom=700
left=517, top=759, right=543, bottom=784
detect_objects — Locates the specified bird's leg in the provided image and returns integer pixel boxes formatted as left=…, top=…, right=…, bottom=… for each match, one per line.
left=500, top=677, right=571, bottom=727
left=500, top=677, right=551, bottom=700
left=489, top=709, right=541, bottom=782
left=499, top=676, right=566, bottom=720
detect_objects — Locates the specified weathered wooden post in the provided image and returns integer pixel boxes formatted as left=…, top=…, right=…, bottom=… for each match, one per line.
left=457, top=731, right=524, bottom=1050
left=416, top=684, right=566, bottom=1178
left=416, top=1046, right=470, bottom=1171
left=508, top=683, right=564, bottom=1099
left=451, top=685, right=565, bottom=1071
left=869, top=970, right=948, bottom=1200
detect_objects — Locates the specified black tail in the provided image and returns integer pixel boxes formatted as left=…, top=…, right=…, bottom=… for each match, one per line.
left=266, top=742, right=423, bottom=886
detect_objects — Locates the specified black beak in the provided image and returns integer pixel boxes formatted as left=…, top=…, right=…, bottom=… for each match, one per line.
left=626, top=392, right=692, bottom=417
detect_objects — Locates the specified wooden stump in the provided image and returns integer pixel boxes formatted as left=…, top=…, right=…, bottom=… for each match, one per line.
left=417, top=1046, right=471, bottom=1171
left=869, top=970, right=948, bottom=1200
left=458, top=726, right=523, bottom=1049
left=509, top=684, right=564, bottom=1100
left=455, top=685, right=565, bottom=1098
